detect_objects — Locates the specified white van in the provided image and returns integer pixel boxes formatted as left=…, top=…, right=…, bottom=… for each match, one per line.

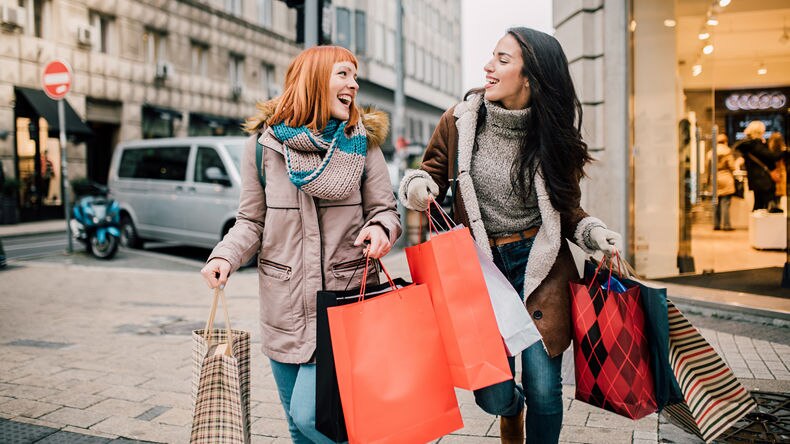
left=108, top=137, right=247, bottom=250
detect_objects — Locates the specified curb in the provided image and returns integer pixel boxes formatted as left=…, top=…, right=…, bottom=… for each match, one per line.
left=0, top=228, right=66, bottom=239
left=669, top=295, right=790, bottom=327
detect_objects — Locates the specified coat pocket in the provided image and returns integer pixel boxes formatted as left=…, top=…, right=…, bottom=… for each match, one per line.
left=330, top=257, right=379, bottom=290
left=259, top=259, right=295, bottom=332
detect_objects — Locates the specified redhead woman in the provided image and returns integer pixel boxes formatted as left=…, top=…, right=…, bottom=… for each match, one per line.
left=201, top=45, right=400, bottom=443
left=399, top=28, right=621, bottom=443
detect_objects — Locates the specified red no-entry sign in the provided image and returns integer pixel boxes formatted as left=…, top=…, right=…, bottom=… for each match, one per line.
left=42, top=60, right=72, bottom=100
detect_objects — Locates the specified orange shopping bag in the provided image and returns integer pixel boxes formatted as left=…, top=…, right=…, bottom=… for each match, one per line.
left=404, top=203, right=512, bottom=390
left=328, top=259, right=464, bottom=444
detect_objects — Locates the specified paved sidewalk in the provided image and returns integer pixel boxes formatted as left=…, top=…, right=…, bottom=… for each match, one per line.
left=1, top=259, right=788, bottom=443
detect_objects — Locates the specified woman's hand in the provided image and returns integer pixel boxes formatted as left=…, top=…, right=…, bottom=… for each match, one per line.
left=354, top=225, right=391, bottom=259
left=589, top=227, right=622, bottom=255
left=405, top=177, right=438, bottom=211
left=201, top=258, right=232, bottom=289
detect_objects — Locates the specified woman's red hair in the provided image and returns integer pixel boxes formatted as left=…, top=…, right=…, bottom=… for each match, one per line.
left=268, top=46, right=360, bottom=132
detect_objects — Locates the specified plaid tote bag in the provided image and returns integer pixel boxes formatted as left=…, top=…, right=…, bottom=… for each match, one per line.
left=191, top=288, right=251, bottom=444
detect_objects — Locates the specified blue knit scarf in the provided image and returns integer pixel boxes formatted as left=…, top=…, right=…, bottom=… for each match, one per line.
left=271, top=119, right=367, bottom=200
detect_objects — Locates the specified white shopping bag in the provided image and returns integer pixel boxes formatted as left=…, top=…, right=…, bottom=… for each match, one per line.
left=473, top=243, right=542, bottom=356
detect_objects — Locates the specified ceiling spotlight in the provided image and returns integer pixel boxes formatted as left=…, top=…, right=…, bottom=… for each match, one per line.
left=703, top=42, right=714, bottom=54
left=698, top=29, right=710, bottom=40
left=757, top=63, right=767, bottom=75
left=692, top=64, right=703, bottom=77
left=718, top=0, right=731, bottom=7
left=707, top=14, right=719, bottom=26
left=664, top=19, right=677, bottom=28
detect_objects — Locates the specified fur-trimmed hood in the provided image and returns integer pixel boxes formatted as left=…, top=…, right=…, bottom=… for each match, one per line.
left=244, top=98, right=390, bottom=148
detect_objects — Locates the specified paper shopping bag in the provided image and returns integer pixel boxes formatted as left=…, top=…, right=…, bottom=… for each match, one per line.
left=315, top=277, right=409, bottom=442
left=190, top=288, right=251, bottom=444
left=474, top=242, right=541, bottom=356
left=328, top=271, right=463, bottom=443
left=570, top=259, right=657, bottom=419
left=405, top=225, right=511, bottom=390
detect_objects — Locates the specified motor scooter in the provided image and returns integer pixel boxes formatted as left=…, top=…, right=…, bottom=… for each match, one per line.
left=70, top=183, right=121, bottom=259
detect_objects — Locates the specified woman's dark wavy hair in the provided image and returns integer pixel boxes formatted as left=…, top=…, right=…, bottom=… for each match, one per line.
left=466, top=27, right=592, bottom=215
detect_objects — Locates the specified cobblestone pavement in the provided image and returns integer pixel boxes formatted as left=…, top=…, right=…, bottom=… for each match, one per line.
left=0, top=254, right=787, bottom=443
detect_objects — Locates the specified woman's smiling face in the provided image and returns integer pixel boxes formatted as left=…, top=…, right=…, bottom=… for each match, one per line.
left=483, top=34, right=531, bottom=110
left=329, top=61, right=359, bottom=120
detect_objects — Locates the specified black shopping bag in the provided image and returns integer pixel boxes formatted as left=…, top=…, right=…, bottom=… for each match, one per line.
left=315, top=278, right=410, bottom=442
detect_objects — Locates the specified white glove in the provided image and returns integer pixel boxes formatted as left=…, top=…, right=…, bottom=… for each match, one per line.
left=405, top=176, right=439, bottom=211
left=589, top=226, right=622, bottom=255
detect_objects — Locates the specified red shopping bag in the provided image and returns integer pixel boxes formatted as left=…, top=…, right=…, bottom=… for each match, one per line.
left=569, top=256, right=657, bottom=420
left=404, top=205, right=511, bottom=390
left=328, top=259, right=463, bottom=444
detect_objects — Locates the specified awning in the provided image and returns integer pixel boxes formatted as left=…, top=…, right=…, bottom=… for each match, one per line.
left=14, top=87, right=93, bottom=138
left=143, top=104, right=183, bottom=121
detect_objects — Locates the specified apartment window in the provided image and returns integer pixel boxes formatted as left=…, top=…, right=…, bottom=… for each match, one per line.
left=229, top=54, right=244, bottom=88
left=90, top=11, right=113, bottom=54
left=260, top=63, right=275, bottom=98
left=354, top=10, right=367, bottom=56
left=374, top=23, right=384, bottom=62
left=144, top=29, right=167, bottom=64
left=405, top=41, right=415, bottom=76
left=335, top=7, right=351, bottom=49
left=433, top=56, right=440, bottom=87
left=191, top=41, right=208, bottom=77
left=227, top=0, right=242, bottom=15
left=257, top=0, right=272, bottom=27
left=386, top=30, right=396, bottom=66
left=424, top=51, right=431, bottom=84
left=20, top=0, right=49, bottom=38
left=415, top=47, right=423, bottom=80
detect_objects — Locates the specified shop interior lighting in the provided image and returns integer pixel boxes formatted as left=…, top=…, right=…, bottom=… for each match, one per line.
left=718, top=0, right=731, bottom=7
left=757, top=63, right=767, bottom=75
left=664, top=19, right=676, bottom=27
left=703, top=42, right=714, bottom=54
left=692, top=63, right=703, bottom=77
left=707, top=14, right=719, bottom=26
left=698, top=29, right=710, bottom=40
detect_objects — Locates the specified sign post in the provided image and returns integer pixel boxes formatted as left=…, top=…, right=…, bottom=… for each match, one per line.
left=42, top=60, right=73, bottom=254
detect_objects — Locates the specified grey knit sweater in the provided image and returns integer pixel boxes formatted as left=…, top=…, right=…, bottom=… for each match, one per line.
left=470, top=100, right=541, bottom=237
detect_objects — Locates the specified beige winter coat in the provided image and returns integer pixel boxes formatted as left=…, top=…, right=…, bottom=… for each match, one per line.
left=713, top=144, right=736, bottom=197
left=209, top=100, right=401, bottom=363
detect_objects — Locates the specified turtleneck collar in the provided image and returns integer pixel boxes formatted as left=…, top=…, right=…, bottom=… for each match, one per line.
left=483, top=99, right=530, bottom=137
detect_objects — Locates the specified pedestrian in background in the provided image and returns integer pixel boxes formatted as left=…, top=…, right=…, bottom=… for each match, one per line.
left=736, top=121, right=784, bottom=211
left=709, top=134, right=736, bottom=230
left=399, top=27, right=621, bottom=444
left=200, top=45, right=401, bottom=444
left=767, top=132, right=787, bottom=209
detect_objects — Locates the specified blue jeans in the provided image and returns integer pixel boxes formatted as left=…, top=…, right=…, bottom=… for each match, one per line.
left=473, top=236, right=564, bottom=443
left=269, top=359, right=341, bottom=444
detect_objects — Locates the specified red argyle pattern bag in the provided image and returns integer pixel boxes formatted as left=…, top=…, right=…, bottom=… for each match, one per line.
left=569, top=259, right=657, bottom=420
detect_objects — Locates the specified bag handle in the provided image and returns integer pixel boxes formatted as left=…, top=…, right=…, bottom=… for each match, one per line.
left=421, top=197, right=457, bottom=238
left=203, top=288, right=234, bottom=357
left=357, top=254, right=399, bottom=302
left=586, top=253, right=618, bottom=293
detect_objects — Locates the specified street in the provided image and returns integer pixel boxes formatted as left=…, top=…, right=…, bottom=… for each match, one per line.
left=0, top=244, right=788, bottom=443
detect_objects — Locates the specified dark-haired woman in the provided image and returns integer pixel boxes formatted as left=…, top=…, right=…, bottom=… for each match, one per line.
left=399, top=28, right=621, bottom=444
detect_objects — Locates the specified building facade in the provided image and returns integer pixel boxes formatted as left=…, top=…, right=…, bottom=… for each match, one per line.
left=553, top=0, right=789, bottom=277
left=1, top=0, right=462, bottom=222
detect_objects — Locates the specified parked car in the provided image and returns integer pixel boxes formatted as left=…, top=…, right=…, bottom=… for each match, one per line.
left=0, top=238, right=6, bottom=268
left=107, top=137, right=247, bottom=251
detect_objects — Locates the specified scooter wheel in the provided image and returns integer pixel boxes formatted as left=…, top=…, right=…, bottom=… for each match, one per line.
left=90, top=234, right=119, bottom=259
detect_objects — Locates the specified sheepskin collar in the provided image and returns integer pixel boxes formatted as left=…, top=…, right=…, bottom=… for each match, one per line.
left=244, top=98, right=389, bottom=147
left=452, top=93, right=561, bottom=299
